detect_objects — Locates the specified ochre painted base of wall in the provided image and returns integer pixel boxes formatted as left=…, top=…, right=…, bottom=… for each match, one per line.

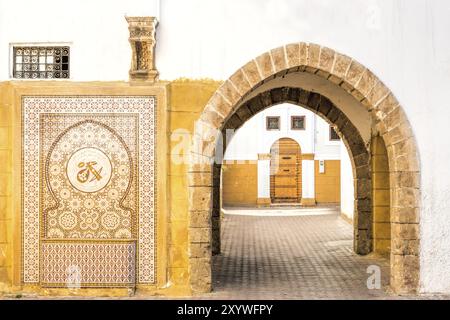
left=300, top=198, right=316, bottom=206
left=314, top=160, right=341, bottom=203
left=257, top=198, right=271, bottom=206
left=0, top=285, right=191, bottom=298
left=222, top=161, right=257, bottom=206
left=371, top=136, right=391, bottom=257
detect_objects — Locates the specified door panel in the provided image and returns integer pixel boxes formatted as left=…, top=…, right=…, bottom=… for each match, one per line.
left=270, top=138, right=302, bottom=203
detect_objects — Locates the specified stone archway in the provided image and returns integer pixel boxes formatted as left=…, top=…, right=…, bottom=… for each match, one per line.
left=188, top=43, right=420, bottom=294
left=221, top=87, right=371, bottom=256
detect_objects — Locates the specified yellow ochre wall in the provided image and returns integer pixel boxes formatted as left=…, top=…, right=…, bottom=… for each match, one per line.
left=0, top=83, right=13, bottom=293
left=222, top=161, right=258, bottom=206
left=314, top=160, right=341, bottom=203
left=0, top=78, right=343, bottom=296
left=371, top=136, right=391, bottom=256
left=220, top=159, right=341, bottom=206
left=168, top=79, right=222, bottom=291
left=0, top=80, right=208, bottom=297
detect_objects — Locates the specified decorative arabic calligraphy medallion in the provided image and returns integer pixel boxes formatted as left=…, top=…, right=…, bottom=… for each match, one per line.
left=67, top=147, right=112, bottom=193
left=22, top=96, right=156, bottom=286
left=44, top=119, right=135, bottom=240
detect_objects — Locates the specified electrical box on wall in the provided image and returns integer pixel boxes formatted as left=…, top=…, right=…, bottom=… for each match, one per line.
left=319, top=160, right=325, bottom=174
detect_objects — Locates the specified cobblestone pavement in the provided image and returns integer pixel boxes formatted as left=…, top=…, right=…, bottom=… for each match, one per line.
left=3, top=207, right=449, bottom=300
left=205, top=207, right=393, bottom=299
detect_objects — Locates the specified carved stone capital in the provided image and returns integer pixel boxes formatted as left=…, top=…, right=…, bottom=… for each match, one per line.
left=125, top=16, right=159, bottom=82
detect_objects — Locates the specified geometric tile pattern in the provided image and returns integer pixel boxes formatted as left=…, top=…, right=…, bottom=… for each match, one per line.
left=41, top=243, right=135, bottom=287
left=41, top=116, right=138, bottom=240
left=22, top=96, right=156, bottom=285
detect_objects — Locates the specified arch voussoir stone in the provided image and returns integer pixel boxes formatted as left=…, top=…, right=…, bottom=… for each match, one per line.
left=255, top=52, right=275, bottom=80
left=306, top=43, right=321, bottom=70
left=355, top=69, right=378, bottom=99
left=189, top=42, right=421, bottom=295
left=208, top=92, right=233, bottom=118
left=222, top=113, right=243, bottom=130
left=317, top=96, right=333, bottom=116
left=271, top=47, right=287, bottom=73
left=229, top=69, right=252, bottom=96
left=200, top=107, right=225, bottom=129
left=245, top=95, right=264, bottom=114
left=241, top=59, right=263, bottom=87
left=286, top=87, right=301, bottom=103
left=217, top=80, right=242, bottom=108
left=367, top=81, right=390, bottom=108
left=331, top=53, right=352, bottom=79
left=345, top=60, right=366, bottom=88
left=234, top=104, right=253, bottom=123
left=285, top=43, right=301, bottom=69
left=270, top=87, right=289, bottom=104
left=374, top=93, right=400, bottom=122
left=318, top=46, right=336, bottom=74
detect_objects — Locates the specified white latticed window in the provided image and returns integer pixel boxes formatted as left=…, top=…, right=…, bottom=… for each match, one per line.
left=12, top=46, right=70, bottom=79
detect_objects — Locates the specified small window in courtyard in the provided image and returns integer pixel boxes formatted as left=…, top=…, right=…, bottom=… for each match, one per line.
left=266, top=116, right=280, bottom=130
left=330, top=126, right=340, bottom=141
left=291, top=116, right=305, bottom=130
left=12, top=46, right=70, bottom=79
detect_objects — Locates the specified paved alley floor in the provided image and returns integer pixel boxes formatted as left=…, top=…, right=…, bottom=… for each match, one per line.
left=206, top=206, right=392, bottom=299
left=5, top=206, right=449, bottom=300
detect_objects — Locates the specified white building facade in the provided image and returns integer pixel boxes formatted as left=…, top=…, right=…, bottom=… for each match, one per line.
left=0, top=0, right=449, bottom=295
left=222, top=103, right=350, bottom=209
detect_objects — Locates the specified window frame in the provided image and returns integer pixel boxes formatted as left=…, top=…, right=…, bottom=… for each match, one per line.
left=266, top=116, right=280, bottom=131
left=291, top=115, right=306, bottom=130
left=9, top=42, right=72, bottom=80
left=329, top=126, right=341, bottom=141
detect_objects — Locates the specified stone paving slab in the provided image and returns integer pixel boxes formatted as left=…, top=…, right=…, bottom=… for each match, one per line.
left=206, top=208, right=392, bottom=299
left=2, top=207, right=450, bottom=300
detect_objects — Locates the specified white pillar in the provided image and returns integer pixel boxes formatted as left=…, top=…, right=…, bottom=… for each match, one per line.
left=301, top=159, right=316, bottom=206
left=340, top=142, right=354, bottom=220
left=257, top=154, right=271, bottom=205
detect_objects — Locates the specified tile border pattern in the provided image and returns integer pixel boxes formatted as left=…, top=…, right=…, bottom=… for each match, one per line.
left=22, top=96, right=156, bottom=285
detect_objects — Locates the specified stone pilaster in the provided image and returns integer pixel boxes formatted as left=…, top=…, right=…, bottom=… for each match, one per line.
left=257, top=153, right=271, bottom=206
left=125, top=16, right=158, bottom=82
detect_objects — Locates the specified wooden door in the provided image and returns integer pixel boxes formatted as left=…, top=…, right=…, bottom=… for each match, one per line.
left=270, top=138, right=302, bottom=203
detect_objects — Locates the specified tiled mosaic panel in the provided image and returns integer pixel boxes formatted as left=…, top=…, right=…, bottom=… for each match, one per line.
left=22, top=97, right=156, bottom=285
left=41, top=243, right=135, bottom=287
left=40, top=115, right=138, bottom=240
left=13, top=46, right=69, bottom=79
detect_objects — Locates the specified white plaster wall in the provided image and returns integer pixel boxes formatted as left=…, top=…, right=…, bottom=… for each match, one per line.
left=1, top=0, right=450, bottom=293
left=340, top=142, right=354, bottom=221
left=159, top=0, right=450, bottom=293
left=224, top=103, right=339, bottom=160
left=0, top=0, right=160, bottom=81
left=301, top=160, right=315, bottom=199
left=315, top=117, right=341, bottom=160
left=224, top=103, right=341, bottom=201
left=257, top=160, right=270, bottom=199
